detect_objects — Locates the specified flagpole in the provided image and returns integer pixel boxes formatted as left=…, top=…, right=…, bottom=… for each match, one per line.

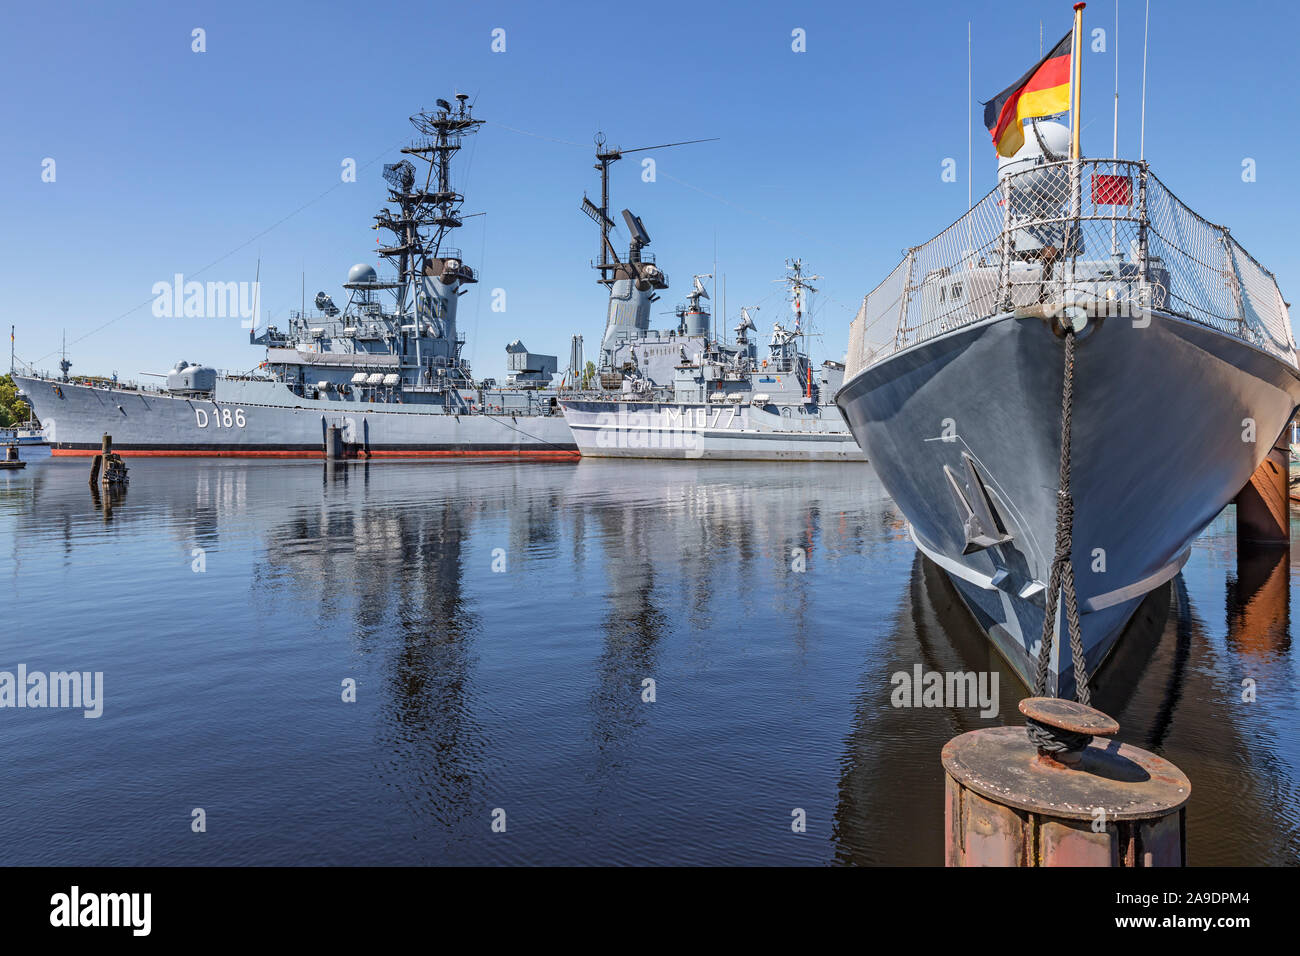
left=1140, top=0, right=1150, bottom=160
left=1068, top=3, right=1086, bottom=301
left=1113, top=0, right=1119, bottom=159
left=1071, top=3, right=1086, bottom=161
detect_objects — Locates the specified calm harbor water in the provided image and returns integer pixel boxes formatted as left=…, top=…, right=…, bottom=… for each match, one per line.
left=1, top=452, right=1297, bottom=865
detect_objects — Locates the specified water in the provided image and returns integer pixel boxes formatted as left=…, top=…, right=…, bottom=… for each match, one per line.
left=1, top=453, right=1297, bottom=865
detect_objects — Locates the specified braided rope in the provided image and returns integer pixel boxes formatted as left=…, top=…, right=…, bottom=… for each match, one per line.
left=1031, top=328, right=1093, bottom=723
left=1024, top=717, right=1093, bottom=755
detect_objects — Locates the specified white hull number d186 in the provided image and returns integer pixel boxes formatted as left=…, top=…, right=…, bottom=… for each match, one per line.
left=195, top=406, right=247, bottom=428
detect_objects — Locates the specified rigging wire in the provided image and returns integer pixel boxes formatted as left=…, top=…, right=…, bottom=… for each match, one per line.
left=27, top=141, right=408, bottom=367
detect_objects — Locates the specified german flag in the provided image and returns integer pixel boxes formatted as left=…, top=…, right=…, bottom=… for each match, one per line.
left=983, top=30, right=1073, bottom=157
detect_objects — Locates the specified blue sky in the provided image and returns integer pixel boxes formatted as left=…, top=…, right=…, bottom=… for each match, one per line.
left=3, top=0, right=1297, bottom=381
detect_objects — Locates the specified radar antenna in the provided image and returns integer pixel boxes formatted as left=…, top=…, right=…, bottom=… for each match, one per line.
left=372, top=94, right=485, bottom=314
left=582, top=133, right=718, bottom=287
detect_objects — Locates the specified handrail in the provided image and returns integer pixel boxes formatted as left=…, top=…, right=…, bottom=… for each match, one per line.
left=844, top=158, right=1296, bottom=382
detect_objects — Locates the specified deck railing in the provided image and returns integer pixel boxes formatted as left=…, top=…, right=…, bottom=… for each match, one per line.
left=844, top=158, right=1296, bottom=382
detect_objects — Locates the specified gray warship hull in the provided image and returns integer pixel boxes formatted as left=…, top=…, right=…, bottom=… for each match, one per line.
left=16, top=375, right=576, bottom=457
left=12, top=97, right=585, bottom=461
left=836, top=309, right=1300, bottom=697
left=561, top=399, right=864, bottom=461
left=837, top=145, right=1300, bottom=698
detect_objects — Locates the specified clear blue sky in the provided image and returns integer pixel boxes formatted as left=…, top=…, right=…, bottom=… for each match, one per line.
left=4, top=0, right=1297, bottom=381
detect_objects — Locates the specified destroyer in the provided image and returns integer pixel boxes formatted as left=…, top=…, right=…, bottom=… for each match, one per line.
left=559, top=137, right=863, bottom=461
left=15, top=96, right=575, bottom=458
left=836, top=28, right=1300, bottom=698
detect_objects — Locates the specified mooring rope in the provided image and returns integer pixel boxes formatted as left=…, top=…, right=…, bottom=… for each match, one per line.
left=1029, top=328, right=1093, bottom=752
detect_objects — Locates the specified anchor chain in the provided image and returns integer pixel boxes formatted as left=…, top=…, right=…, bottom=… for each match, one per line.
left=1029, top=328, right=1092, bottom=752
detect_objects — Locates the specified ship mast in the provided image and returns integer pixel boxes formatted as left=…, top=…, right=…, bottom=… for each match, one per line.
left=374, top=94, right=483, bottom=315
left=780, top=258, right=820, bottom=340
left=581, top=134, right=718, bottom=288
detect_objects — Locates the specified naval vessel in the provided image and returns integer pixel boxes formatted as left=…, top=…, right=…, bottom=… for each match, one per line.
left=836, top=117, right=1300, bottom=698
left=14, top=96, right=576, bottom=458
left=558, top=137, right=864, bottom=461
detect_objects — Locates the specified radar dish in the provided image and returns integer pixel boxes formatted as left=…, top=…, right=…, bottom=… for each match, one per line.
left=347, top=263, right=378, bottom=285
left=621, top=209, right=650, bottom=246
left=314, top=291, right=339, bottom=316
left=383, top=160, right=416, bottom=193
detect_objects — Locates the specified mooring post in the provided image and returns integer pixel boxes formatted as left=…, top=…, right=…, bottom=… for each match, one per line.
left=1235, top=432, right=1290, bottom=547
left=88, top=433, right=110, bottom=485
left=325, top=425, right=341, bottom=461
left=942, top=698, right=1189, bottom=866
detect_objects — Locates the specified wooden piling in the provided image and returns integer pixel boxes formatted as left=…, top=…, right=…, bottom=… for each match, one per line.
left=91, top=432, right=129, bottom=487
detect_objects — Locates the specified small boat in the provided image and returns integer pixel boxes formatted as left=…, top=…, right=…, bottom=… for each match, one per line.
left=0, top=422, right=47, bottom=447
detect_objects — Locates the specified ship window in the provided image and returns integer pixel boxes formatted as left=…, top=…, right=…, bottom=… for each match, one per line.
left=951, top=283, right=964, bottom=300
left=939, top=286, right=947, bottom=302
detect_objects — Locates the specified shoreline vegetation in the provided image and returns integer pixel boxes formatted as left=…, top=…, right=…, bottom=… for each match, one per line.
left=0, top=374, right=34, bottom=428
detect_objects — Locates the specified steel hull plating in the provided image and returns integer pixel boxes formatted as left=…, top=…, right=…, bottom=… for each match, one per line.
left=16, top=376, right=577, bottom=457
left=835, top=311, right=1300, bottom=697
left=560, top=400, right=866, bottom=461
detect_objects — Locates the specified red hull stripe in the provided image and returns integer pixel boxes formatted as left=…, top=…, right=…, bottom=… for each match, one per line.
left=52, top=447, right=579, bottom=459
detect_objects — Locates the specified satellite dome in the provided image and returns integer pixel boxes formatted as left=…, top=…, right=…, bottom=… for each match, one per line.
left=347, top=263, right=378, bottom=285
left=997, top=120, right=1072, bottom=179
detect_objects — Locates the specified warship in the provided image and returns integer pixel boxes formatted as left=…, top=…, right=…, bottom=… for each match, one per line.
left=836, top=109, right=1300, bottom=697
left=14, top=96, right=576, bottom=458
left=558, top=137, right=864, bottom=461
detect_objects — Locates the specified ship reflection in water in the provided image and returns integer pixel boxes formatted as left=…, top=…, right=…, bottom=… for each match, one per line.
left=1, top=457, right=1296, bottom=864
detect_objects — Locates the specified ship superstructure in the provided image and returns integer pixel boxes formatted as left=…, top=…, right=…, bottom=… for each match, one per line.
left=560, top=138, right=864, bottom=461
left=15, top=96, right=575, bottom=457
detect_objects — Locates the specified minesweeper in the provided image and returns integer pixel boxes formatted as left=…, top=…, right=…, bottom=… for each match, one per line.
left=15, top=95, right=575, bottom=458
left=558, top=139, right=863, bottom=461
left=836, top=30, right=1300, bottom=698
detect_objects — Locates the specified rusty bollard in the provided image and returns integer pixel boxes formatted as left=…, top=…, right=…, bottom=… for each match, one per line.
left=942, top=697, right=1190, bottom=866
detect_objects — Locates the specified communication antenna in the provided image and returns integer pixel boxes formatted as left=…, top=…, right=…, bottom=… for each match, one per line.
left=582, top=134, right=718, bottom=286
